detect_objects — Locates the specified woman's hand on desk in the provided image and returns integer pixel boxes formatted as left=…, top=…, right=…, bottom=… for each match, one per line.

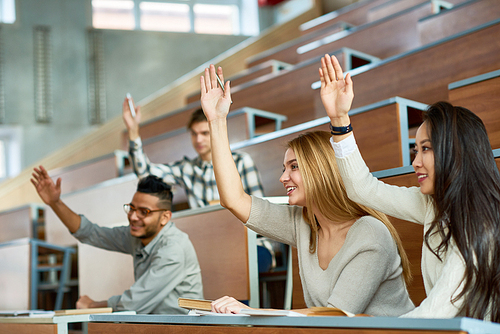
left=211, top=296, right=251, bottom=314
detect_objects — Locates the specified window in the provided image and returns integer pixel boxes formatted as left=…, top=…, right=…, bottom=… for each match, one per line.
left=194, top=4, right=239, bottom=35
left=0, top=126, right=21, bottom=182
left=92, top=0, right=258, bottom=36
left=92, top=0, right=136, bottom=30
left=140, top=2, right=190, bottom=32
left=0, top=0, right=15, bottom=24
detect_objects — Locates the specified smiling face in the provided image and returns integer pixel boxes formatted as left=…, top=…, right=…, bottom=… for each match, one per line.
left=190, top=121, right=211, bottom=161
left=279, top=148, right=306, bottom=206
left=412, top=122, right=435, bottom=195
left=127, top=192, right=171, bottom=245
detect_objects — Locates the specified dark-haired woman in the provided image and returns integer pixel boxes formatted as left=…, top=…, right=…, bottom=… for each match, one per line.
left=320, top=53, right=500, bottom=321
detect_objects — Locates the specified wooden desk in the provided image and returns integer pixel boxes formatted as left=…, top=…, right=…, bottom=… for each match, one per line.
left=0, top=312, right=134, bottom=334
left=87, top=314, right=500, bottom=333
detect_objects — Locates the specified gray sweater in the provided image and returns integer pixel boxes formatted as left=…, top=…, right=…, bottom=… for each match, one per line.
left=246, top=196, right=415, bottom=316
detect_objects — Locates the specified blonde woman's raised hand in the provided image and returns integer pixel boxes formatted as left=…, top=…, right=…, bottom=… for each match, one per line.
left=200, top=65, right=231, bottom=122
left=319, top=54, right=354, bottom=121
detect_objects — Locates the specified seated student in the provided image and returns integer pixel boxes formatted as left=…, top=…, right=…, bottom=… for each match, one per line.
left=319, top=54, right=500, bottom=321
left=199, top=65, right=415, bottom=316
left=122, top=100, right=264, bottom=208
left=31, top=167, right=203, bottom=314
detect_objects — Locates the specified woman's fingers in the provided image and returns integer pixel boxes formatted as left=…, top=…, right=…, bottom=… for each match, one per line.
left=330, top=54, right=344, bottom=81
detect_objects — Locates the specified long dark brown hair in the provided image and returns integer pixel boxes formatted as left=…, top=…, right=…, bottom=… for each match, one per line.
left=423, top=101, right=500, bottom=321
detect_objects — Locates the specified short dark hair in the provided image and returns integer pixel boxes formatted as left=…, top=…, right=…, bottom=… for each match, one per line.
left=187, top=108, right=207, bottom=130
left=137, top=175, right=173, bottom=210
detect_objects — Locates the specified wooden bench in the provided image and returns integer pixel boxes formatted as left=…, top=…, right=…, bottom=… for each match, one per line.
left=122, top=101, right=201, bottom=148
left=227, top=48, right=380, bottom=130
left=135, top=107, right=287, bottom=166
left=232, top=97, right=427, bottom=197
left=77, top=205, right=259, bottom=308
left=48, top=151, right=127, bottom=195
left=418, top=0, right=500, bottom=45
left=310, top=19, right=500, bottom=113
left=246, top=21, right=352, bottom=67
left=187, top=60, right=294, bottom=101
left=299, top=0, right=392, bottom=35
left=51, top=108, right=286, bottom=196
left=191, top=48, right=378, bottom=108
left=448, top=69, right=500, bottom=150
left=0, top=204, right=44, bottom=242
left=298, top=1, right=436, bottom=63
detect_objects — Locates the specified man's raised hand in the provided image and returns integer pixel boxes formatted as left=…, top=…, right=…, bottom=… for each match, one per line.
left=122, top=97, right=141, bottom=140
left=31, top=166, right=61, bottom=206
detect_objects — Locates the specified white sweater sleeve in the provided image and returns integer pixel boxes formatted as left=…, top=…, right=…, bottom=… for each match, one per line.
left=401, top=245, right=465, bottom=318
left=332, top=137, right=431, bottom=225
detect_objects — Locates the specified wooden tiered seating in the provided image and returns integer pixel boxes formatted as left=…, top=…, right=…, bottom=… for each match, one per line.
left=233, top=97, right=427, bottom=197
left=135, top=107, right=287, bottom=171
left=48, top=151, right=127, bottom=195
left=246, top=21, right=352, bottom=67
left=298, top=1, right=437, bottom=62
left=0, top=204, right=44, bottom=242
left=448, top=69, right=500, bottom=150
left=311, top=19, right=500, bottom=111
left=188, top=47, right=379, bottom=107
left=299, top=0, right=392, bottom=34
left=418, top=0, right=500, bottom=45
left=7, top=0, right=500, bottom=315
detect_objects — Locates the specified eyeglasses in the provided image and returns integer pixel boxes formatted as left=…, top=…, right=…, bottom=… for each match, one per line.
left=123, top=204, right=167, bottom=219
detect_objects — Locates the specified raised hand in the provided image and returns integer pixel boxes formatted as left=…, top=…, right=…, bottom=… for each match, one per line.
left=200, top=64, right=231, bottom=122
left=122, top=97, right=142, bottom=140
left=319, top=54, right=354, bottom=121
left=31, top=166, right=61, bottom=206
left=211, top=296, right=251, bottom=314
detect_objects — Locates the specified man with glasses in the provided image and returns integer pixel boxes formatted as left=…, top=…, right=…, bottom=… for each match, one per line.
left=31, top=166, right=203, bottom=314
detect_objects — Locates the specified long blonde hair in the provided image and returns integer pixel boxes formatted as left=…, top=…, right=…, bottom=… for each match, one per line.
left=287, top=131, right=412, bottom=285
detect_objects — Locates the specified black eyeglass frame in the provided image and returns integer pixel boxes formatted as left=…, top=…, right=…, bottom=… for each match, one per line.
left=123, top=203, right=168, bottom=219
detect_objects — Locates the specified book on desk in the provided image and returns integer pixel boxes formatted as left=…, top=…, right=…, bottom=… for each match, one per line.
left=178, top=298, right=357, bottom=317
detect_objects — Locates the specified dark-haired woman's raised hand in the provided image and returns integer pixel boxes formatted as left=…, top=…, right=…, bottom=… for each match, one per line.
left=319, top=54, right=354, bottom=123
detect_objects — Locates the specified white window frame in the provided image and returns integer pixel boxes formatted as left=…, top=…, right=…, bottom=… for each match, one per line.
left=0, top=0, right=16, bottom=24
left=0, top=126, right=22, bottom=182
left=92, top=0, right=259, bottom=36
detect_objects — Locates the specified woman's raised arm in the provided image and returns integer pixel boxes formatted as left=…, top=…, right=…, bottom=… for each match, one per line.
left=200, top=64, right=252, bottom=222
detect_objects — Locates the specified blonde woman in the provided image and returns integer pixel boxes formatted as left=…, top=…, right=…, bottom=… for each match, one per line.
left=200, top=65, right=415, bottom=316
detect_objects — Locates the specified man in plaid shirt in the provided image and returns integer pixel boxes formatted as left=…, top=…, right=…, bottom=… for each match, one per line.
left=123, top=99, right=264, bottom=208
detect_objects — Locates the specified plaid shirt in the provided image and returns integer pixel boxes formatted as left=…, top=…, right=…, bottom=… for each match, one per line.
left=129, top=137, right=264, bottom=208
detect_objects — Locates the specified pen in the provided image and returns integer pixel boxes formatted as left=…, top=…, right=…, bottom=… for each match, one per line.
left=126, top=93, right=136, bottom=117
left=215, top=72, right=233, bottom=104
